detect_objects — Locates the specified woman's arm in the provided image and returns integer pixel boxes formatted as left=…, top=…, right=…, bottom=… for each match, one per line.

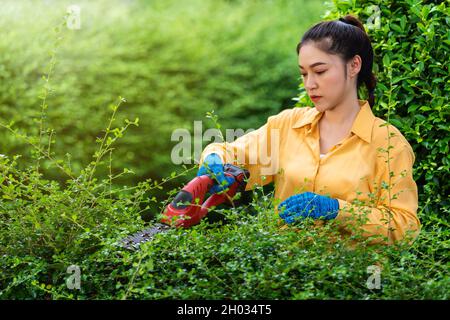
left=335, top=143, right=421, bottom=245
left=198, top=108, right=302, bottom=191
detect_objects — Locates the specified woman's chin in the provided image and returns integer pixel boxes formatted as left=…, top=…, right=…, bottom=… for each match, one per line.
left=314, top=101, right=325, bottom=111
left=314, top=100, right=333, bottom=112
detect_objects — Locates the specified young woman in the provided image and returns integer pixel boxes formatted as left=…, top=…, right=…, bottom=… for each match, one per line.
left=197, top=15, right=420, bottom=245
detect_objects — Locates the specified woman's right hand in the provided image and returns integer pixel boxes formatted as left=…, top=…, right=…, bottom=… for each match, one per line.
left=197, top=153, right=235, bottom=194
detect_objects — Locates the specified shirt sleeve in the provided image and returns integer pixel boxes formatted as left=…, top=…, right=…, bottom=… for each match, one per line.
left=335, top=142, right=421, bottom=245
left=199, top=109, right=294, bottom=191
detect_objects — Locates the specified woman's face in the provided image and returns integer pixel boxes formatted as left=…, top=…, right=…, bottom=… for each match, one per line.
left=298, top=42, right=355, bottom=112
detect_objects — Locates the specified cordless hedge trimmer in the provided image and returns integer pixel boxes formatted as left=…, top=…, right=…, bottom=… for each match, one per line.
left=120, top=164, right=250, bottom=250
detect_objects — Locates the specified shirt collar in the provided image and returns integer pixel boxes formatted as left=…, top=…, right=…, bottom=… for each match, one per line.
left=292, top=100, right=375, bottom=143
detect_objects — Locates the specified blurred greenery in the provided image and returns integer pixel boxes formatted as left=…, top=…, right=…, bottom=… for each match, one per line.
left=0, top=0, right=324, bottom=199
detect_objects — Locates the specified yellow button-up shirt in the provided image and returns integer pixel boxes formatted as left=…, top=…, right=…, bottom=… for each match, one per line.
left=199, top=100, right=420, bottom=245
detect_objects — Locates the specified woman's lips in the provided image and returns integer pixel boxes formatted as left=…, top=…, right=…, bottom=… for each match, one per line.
left=310, top=96, right=322, bottom=102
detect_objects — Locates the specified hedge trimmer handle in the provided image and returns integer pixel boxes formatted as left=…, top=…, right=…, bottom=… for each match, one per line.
left=161, top=164, right=249, bottom=227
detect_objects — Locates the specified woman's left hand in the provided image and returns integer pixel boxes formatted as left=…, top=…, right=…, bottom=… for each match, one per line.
left=278, top=192, right=339, bottom=224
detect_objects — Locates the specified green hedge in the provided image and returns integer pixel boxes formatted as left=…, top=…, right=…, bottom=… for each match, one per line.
left=1, top=161, right=447, bottom=299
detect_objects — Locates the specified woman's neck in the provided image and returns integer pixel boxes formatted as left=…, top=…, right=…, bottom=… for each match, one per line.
left=321, top=96, right=361, bottom=129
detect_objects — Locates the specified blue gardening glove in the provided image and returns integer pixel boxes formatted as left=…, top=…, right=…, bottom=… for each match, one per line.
left=197, top=153, right=235, bottom=194
left=278, top=192, right=339, bottom=224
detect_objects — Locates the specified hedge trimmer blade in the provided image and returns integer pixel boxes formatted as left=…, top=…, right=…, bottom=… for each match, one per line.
left=120, top=223, right=171, bottom=250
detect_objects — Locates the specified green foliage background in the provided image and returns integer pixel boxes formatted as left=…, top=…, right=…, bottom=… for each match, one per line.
left=0, top=0, right=319, bottom=187
left=0, top=0, right=448, bottom=300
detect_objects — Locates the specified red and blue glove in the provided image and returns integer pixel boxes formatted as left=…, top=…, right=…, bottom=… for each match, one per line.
left=278, top=192, right=339, bottom=224
left=197, top=153, right=235, bottom=194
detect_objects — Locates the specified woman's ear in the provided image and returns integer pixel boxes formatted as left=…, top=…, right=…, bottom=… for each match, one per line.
left=348, top=55, right=362, bottom=79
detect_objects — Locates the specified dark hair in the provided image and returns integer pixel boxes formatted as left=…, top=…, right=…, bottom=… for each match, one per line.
left=296, top=15, right=377, bottom=107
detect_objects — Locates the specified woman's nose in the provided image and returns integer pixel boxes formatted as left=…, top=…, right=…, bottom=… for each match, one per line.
left=305, top=75, right=318, bottom=90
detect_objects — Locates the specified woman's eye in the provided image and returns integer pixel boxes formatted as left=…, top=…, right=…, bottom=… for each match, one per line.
left=301, top=71, right=325, bottom=77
